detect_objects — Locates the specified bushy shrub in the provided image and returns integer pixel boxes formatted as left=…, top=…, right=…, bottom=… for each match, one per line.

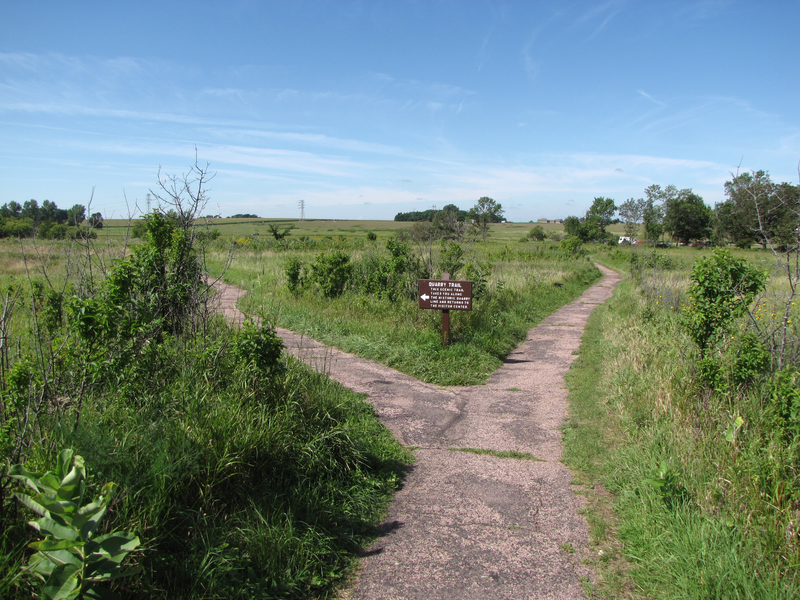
left=285, top=257, right=305, bottom=296
left=233, top=320, right=284, bottom=373
left=682, top=249, right=767, bottom=353
left=560, top=235, right=584, bottom=256
left=311, top=250, right=352, bottom=298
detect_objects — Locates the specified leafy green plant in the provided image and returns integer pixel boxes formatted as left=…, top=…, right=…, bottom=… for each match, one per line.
left=438, top=240, right=464, bottom=278
left=233, top=320, right=284, bottom=373
left=9, top=449, right=141, bottom=600
left=560, top=235, right=584, bottom=257
left=284, top=257, right=305, bottom=296
left=682, top=249, right=767, bottom=354
left=311, top=250, right=352, bottom=298
left=644, top=461, right=690, bottom=509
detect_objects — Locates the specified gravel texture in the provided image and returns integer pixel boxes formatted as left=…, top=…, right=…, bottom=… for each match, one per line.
left=213, top=265, right=622, bottom=600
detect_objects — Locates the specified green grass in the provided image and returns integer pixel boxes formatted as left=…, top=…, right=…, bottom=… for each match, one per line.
left=448, top=448, right=541, bottom=461
left=216, top=242, right=601, bottom=386
left=0, top=231, right=413, bottom=599
left=563, top=247, right=800, bottom=599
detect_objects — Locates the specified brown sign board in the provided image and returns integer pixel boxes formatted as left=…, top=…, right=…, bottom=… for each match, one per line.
left=418, top=279, right=473, bottom=311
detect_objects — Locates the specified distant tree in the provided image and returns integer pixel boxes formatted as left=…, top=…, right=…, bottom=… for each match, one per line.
left=89, top=212, right=104, bottom=229
left=1, top=201, right=22, bottom=219
left=21, top=199, right=40, bottom=224
left=562, top=197, right=616, bottom=243
left=67, top=204, right=86, bottom=227
left=618, top=198, right=643, bottom=239
left=586, top=197, right=617, bottom=232
left=719, top=170, right=800, bottom=250
left=441, top=204, right=468, bottom=222
left=563, top=215, right=582, bottom=238
left=663, top=190, right=712, bottom=244
left=267, top=222, right=294, bottom=240
left=0, top=217, right=35, bottom=238
left=394, top=209, right=439, bottom=222
left=468, top=196, right=504, bottom=241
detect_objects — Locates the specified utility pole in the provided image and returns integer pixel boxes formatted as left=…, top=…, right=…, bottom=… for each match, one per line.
left=298, top=199, right=305, bottom=221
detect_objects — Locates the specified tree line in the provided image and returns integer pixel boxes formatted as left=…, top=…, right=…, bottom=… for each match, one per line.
left=562, top=170, right=799, bottom=247
left=0, top=199, right=102, bottom=239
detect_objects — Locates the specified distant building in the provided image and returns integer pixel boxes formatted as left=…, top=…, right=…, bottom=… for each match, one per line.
left=537, top=218, right=549, bottom=223
left=552, top=219, right=564, bottom=224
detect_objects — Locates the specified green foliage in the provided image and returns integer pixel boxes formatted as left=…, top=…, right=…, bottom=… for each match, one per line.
left=643, top=461, right=690, bottom=509
left=463, top=261, right=489, bottom=301
left=719, top=170, right=800, bottom=249
left=267, top=223, right=294, bottom=240
left=663, top=189, right=712, bottom=244
left=560, top=235, right=584, bottom=256
left=438, top=240, right=464, bottom=278
left=233, top=320, right=284, bottom=373
left=9, top=449, right=141, bottom=600
left=468, top=196, right=504, bottom=241
left=284, top=257, right=305, bottom=296
left=310, top=250, right=352, bottom=298
left=682, top=249, right=767, bottom=352
left=366, top=231, right=377, bottom=241
left=130, top=221, right=146, bottom=239
left=526, top=225, right=545, bottom=241
left=768, top=367, right=800, bottom=442
left=66, top=205, right=86, bottom=228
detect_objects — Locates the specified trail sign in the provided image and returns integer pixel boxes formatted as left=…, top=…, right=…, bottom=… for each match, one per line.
left=418, top=279, right=473, bottom=311
left=418, top=273, right=472, bottom=346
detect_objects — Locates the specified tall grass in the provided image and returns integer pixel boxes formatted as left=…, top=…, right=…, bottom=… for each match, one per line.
left=564, top=245, right=800, bottom=599
left=0, top=230, right=411, bottom=599
left=211, top=242, right=602, bottom=386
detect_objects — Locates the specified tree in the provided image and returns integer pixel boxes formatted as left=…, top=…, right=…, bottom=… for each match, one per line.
left=67, top=204, right=86, bottom=227
left=618, top=198, right=644, bottom=239
left=563, top=197, right=616, bottom=243
left=89, top=212, right=104, bottom=229
left=527, top=225, right=546, bottom=241
left=267, top=222, right=294, bottom=240
left=586, top=197, right=617, bottom=232
left=563, top=216, right=582, bottom=238
left=1, top=201, right=22, bottom=218
left=468, top=197, right=504, bottom=241
left=441, top=204, right=467, bottom=222
left=21, top=199, right=40, bottom=224
left=719, top=170, right=800, bottom=250
left=663, top=190, right=712, bottom=244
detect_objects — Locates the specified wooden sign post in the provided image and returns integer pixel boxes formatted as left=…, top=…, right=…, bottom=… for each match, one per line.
left=418, top=273, right=473, bottom=346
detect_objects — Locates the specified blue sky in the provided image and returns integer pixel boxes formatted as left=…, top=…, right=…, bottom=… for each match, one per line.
left=1, top=1, right=798, bottom=222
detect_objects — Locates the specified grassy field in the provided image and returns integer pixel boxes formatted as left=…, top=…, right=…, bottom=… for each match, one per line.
left=97, top=217, right=551, bottom=244
left=0, top=218, right=600, bottom=599
left=204, top=227, right=600, bottom=386
left=563, top=243, right=800, bottom=599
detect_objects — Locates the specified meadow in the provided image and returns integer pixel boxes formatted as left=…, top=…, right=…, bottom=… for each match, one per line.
left=563, top=243, right=800, bottom=599
left=0, top=216, right=598, bottom=599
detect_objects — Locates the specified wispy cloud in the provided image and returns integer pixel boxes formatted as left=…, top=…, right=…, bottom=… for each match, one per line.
left=636, top=89, right=666, bottom=107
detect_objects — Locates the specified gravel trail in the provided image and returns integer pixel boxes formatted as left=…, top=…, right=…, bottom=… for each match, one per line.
left=213, top=265, right=622, bottom=599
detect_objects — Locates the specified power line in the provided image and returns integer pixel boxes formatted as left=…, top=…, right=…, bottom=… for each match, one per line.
left=298, top=199, right=305, bottom=220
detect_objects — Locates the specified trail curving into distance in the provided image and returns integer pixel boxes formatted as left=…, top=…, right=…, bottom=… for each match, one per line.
left=214, top=265, right=622, bottom=600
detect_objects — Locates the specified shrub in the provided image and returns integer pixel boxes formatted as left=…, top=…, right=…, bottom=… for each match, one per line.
left=560, top=235, right=584, bottom=257
left=682, top=249, right=767, bottom=353
left=528, top=225, right=546, bottom=241
left=311, top=250, right=352, bottom=298
left=285, top=257, right=305, bottom=296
